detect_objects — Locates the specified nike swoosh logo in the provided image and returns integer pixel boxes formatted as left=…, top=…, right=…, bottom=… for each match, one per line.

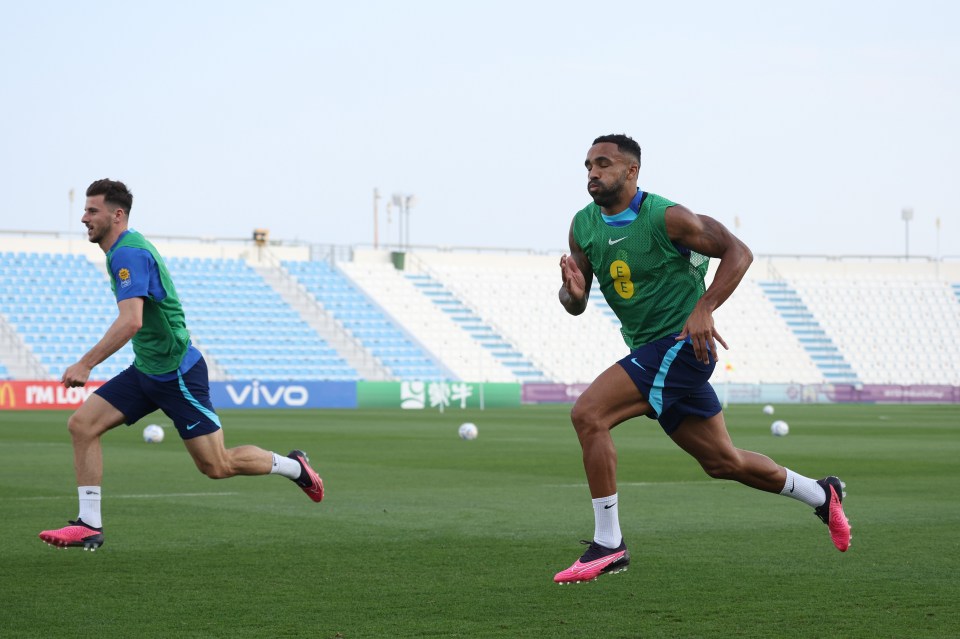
left=789, top=478, right=795, bottom=494
left=630, top=358, right=646, bottom=371
left=603, top=502, right=617, bottom=510
left=186, top=421, right=201, bottom=430
left=608, top=237, right=628, bottom=245
left=568, top=551, right=627, bottom=575
left=85, top=490, right=99, bottom=496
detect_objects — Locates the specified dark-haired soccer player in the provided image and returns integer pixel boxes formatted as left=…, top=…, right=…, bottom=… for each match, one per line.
left=39, top=179, right=324, bottom=551
left=553, top=135, right=850, bottom=584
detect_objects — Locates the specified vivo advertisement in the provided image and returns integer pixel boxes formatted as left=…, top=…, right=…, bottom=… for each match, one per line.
left=209, top=381, right=357, bottom=409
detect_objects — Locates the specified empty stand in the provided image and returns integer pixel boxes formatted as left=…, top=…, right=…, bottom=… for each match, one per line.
left=283, top=259, right=447, bottom=380
left=0, top=251, right=134, bottom=380
left=2, top=244, right=958, bottom=387
left=404, top=271, right=548, bottom=382
left=167, top=257, right=358, bottom=381
left=756, top=280, right=858, bottom=384
left=410, top=251, right=625, bottom=384
left=786, top=269, right=960, bottom=385
left=711, top=266, right=826, bottom=384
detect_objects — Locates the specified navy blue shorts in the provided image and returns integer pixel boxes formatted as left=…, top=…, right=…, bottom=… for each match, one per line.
left=94, top=356, right=222, bottom=440
left=617, top=334, right=722, bottom=435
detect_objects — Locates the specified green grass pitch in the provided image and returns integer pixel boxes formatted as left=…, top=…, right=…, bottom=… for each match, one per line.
left=2, top=404, right=958, bottom=638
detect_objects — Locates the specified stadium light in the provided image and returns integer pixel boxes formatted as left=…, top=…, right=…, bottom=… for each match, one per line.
left=391, top=194, right=403, bottom=250
left=391, top=193, right=416, bottom=251
left=935, top=216, right=941, bottom=260
left=901, top=207, right=913, bottom=258
left=404, top=194, right=417, bottom=250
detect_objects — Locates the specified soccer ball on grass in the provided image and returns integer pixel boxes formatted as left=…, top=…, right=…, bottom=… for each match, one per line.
left=770, top=420, right=789, bottom=437
left=143, top=424, right=165, bottom=443
left=458, top=422, right=478, bottom=440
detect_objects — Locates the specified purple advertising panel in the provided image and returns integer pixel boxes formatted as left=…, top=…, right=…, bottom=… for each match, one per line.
left=522, top=382, right=960, bottom=405
left=821, top=384, right=960, bottom=404
left=522, top=383, right=589, bottom=403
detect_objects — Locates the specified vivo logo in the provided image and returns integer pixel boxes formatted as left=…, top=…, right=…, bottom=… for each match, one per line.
left=225, top=381, right=309, bottom=407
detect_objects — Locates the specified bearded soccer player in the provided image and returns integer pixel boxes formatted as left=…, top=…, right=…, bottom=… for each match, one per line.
left=39, top=179, right=324, bottom=551
left=553, top=135, right=850, bottom=584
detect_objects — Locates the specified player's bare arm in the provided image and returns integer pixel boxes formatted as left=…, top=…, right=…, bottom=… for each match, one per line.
left=559, top=221, right=593, bottom=316
left=61, top=296, right=144, bottom=388
left=665, top=205, right=753, bottom=363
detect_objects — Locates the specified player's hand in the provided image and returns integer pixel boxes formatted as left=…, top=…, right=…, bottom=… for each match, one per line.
left=676, top=304, right=728, bottom=365
left=560, top=254, right=586, bottom=301
left=61, top=362, right=92, bottom=388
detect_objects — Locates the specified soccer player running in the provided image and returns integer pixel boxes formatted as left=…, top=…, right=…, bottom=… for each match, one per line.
left=553, top=135, right=850, bottom=584
left=39, top=179, right=324, bottom=551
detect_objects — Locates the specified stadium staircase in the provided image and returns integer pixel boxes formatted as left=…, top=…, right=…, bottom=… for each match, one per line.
left=758, top=280, right=859, bottom=384
left=403, top=272, right=549, bottom=382
left=166, top=257, right=358, bottom=381
left=252, top=262, right=388, bottom=380
left=283, top=260, right=449, bottom=380
left=409, top=250, right=626, bottom=385
left=0, top=311, right=45, bottom=379
left=789, top=270, right=960, bottom=385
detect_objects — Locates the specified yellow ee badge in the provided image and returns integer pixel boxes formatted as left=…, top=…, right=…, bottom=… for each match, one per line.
left=609, top=260, right=633, bottom=299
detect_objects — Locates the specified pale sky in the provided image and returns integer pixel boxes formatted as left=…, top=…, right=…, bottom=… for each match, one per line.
left=1, top=1, right=957, bottom=258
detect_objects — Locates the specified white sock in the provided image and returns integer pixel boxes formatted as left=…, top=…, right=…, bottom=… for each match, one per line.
left=270, top=453, right=302, bottom=480
left=78, top=486, right=102, bottom=529
left=592, top=494, right=622, bottom=548
left=780, top=468, right=826, bottom=508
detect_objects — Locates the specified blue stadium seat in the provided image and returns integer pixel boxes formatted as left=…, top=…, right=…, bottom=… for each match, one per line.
left=164, top=256, right=358, bottom=381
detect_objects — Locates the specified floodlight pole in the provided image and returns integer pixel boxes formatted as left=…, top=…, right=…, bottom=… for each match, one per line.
left=391, top=193, right=415, bottom=251
left=935, top=216, right=941, bottom=260
left=404, top=194, right=415, bottom=251
left=901, top=207, right=913, bottom=258
left=391, top=194, right=404, bottom=250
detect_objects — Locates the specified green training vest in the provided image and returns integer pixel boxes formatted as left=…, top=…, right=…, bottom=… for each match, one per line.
left=572, top=192, right=709, bottom=348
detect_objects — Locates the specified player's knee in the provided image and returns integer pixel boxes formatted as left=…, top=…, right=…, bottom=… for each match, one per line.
left=570, top=402, right=603, bottom=435
left=67, top=412, right=96, bottom=441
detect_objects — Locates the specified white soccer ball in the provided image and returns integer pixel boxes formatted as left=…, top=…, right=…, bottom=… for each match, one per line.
left=458, top=422, right=478, bottom=440
left=770, top=420, right=789, bottom=437
left=143, top=424, right=165, bottom=443
left=762, top=404, right=775, bottom=415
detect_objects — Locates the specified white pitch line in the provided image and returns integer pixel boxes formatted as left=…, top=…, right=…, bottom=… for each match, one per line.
left=4, top=492, right=239, bottom=501
left=544, top=481, right=714, bottom=489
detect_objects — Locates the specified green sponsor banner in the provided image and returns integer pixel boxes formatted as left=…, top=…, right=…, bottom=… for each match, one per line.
left=357, top=381, right=520, bottom=409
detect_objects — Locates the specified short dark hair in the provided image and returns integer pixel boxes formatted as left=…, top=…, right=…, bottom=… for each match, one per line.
left=86, top=179, right=133, bottom=216
left=592, top=134, right=641, bottom=166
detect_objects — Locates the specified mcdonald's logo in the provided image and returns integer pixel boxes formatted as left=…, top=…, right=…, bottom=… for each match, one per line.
left=0, top=383, right=15, bottom=408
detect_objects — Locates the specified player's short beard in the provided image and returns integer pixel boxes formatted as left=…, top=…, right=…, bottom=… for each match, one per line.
left=589, top=172, right=628, bottom=209
left=86, top=223, right=107, bottom=244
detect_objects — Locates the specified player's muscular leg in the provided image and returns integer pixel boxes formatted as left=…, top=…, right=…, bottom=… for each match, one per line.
left=669, top=412, right=786, bottom=492
left=68, top=394, right=126, bottom=485
left=184, top=429, right=273, bottom=479
left=571, top=364, right=653, bottom=498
